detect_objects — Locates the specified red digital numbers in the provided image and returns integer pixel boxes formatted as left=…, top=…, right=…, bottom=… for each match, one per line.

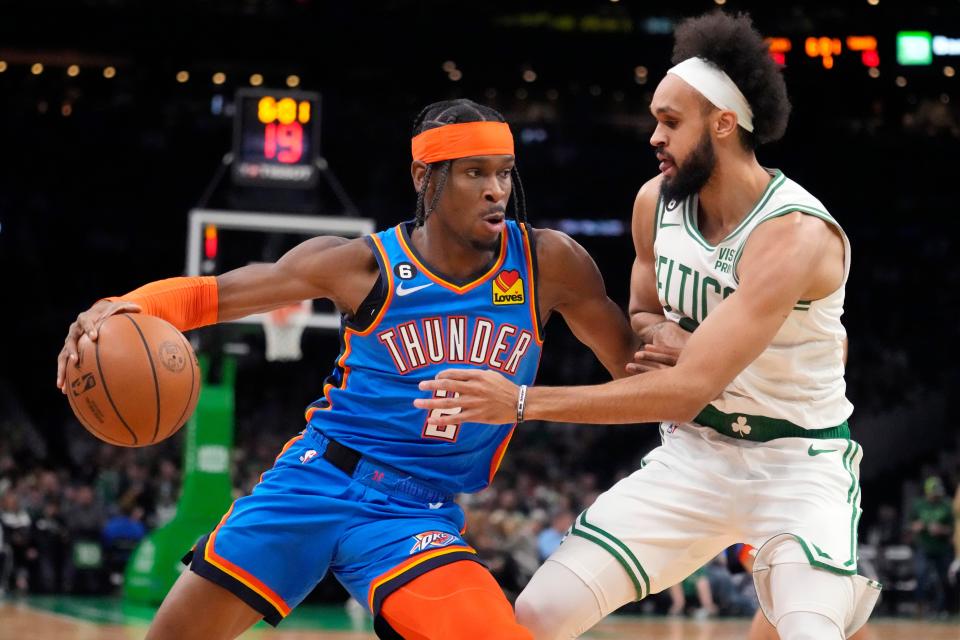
left=258, top=96, right=309, bottom=164
left=263, top=122, right=303, bottom=163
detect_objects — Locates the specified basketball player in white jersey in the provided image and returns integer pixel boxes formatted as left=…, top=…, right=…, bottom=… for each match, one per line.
left=416, top=12, right=880, bottom=640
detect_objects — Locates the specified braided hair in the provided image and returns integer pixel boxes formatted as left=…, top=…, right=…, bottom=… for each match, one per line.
left=411, top=99, right=527, bottom=227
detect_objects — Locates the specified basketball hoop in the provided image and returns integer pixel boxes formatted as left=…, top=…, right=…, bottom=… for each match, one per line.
left=262, top=300, right=311, bottom=362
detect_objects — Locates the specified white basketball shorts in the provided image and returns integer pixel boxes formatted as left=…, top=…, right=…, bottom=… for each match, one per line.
left=560, top=421, right=873, bottom=600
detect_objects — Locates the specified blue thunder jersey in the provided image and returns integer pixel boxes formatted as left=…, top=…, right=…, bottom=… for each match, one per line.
left=305, top=220, right=543, bottom=495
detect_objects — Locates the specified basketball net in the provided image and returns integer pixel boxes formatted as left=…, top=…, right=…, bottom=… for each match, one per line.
left=262, top=300, right=311, bottom=362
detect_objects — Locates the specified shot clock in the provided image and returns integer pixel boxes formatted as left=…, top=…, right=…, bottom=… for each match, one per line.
left=232, top=89, right=321, bottom=188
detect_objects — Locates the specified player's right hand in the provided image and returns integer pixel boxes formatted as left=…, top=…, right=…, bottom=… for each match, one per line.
left=626, top=344, right=683, bottom=374
left=56, top=299, right=141, bottom=393
left=627, top=320, right=691, bottom=374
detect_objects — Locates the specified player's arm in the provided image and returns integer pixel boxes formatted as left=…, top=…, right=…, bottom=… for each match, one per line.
left=215, top=236, right=371, bottom=320
left=626, top=177, right=691, bottom=373
left=417, top=212, right=840, bottom=425
left=526, top=212, right=836, bottom=422
left=57, top=236, right=374, bottom=390
left=629, top=177, right=668, bottom=342
left=629, top=177, right=692, bottom=350
left=534, top=228, right=636, bottom=379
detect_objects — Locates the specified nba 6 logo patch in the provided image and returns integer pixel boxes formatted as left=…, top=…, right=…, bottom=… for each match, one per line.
left=299, top=449, right=318, bottom=464
left=410, top=531, right=458, bottom=554
left=493, top=269, right=524, bottom=305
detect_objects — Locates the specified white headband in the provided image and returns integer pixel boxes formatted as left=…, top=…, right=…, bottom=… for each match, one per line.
left=667, top=57, right=754, bottom=133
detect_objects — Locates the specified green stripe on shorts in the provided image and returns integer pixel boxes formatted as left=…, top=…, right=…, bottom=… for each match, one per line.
left=843, top=442, right=862, bottom=567
left=782, top=444, right=862, bottom=576
left=790, top=535, right=858, bottom=576
left=569, top=527, right=644, bottom=601
left=576, top=511, right=651, bottom=598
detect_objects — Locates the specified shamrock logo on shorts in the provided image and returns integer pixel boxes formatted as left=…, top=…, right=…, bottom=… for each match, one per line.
left=732, top=416, right=752, bottom=437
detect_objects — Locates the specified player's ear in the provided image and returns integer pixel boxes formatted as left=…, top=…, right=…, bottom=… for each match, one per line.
left=714, top=111, right=739, bottom=140
left=411, top=161, right=428, bottom=192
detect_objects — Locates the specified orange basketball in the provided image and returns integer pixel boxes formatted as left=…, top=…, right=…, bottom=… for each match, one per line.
left=65, top=314, right=201, bottom=447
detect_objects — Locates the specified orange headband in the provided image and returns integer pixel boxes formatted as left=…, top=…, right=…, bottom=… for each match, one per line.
left=411, top=121, right=515, bottom=164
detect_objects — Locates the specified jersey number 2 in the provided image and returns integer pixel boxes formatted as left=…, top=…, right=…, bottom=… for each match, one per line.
left=422, top=390, right=461, bottom=442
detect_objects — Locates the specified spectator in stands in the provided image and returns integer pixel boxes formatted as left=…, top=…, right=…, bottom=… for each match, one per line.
left=867, top=504, right=902, bottom=547
left=102, top=497, right=147, bottom=585
left=667, top=563, right=717, bottom=618
left=510, top=512, right=545, bottom=583
left=102, top=499, right=147, bottom=549
left=909, top=476, right=955, bottom=616
left=537, top=510, right=574, bottom=562
left=0, top=516, right=5, bottom=594
left=62, top=484, right=106, bottom=594
left=951, top=483, right=960, bottom=612
left=30, top=498, right=67, bottom=593
left=667, top=551, right=758, bottom=619
left=0, top=490, right=33, bottom=592
left=63, top=484, right=104, bottom=540
left=151, top=458, right=180, bottom=527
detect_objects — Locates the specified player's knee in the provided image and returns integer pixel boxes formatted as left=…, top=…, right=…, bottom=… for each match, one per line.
left=752, top=537, right=877, bottom=638
left=515, top=551, right=625, bottom=640
left=381, top=590, right=530, bottom=640
left=146, top=570, right=263, bottom=640
left=515, top=591, right=554, bottom=639
left=468, top=592, right=532, bottom=639
left=444, top=586, right=531, bottom=639
left=379, top=561, right=532, bottom=640
left=775, top=611, right=843, bottom=640
left=515, top=588, right=573, bottom=640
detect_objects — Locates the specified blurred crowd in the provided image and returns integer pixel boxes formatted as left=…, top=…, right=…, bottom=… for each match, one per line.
left=2, top=392, right=957, bottom=618
left=0, top=422, right=181, bottom=596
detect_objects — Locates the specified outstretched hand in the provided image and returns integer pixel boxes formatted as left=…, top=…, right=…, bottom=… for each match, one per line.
left=415, top=369, right=520, bottom=426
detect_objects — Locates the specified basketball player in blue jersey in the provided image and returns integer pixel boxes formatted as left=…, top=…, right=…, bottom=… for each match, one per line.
left=56, top=99, right=636, bottom=640
left=419, top=14, right=880, bottom=640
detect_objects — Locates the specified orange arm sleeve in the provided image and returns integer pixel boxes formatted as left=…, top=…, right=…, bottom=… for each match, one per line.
left=106, top=276, right=219, bottom=332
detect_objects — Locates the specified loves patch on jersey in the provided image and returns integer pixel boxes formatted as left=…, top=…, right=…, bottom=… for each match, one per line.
left=493, top=269, right=524, bottom=305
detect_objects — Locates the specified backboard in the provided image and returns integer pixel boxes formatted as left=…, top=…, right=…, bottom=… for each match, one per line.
left=185, top=208, right=375, bottom=330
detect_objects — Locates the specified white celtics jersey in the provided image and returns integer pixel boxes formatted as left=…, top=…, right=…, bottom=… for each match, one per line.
left=654, top=169, right=853, bottom=439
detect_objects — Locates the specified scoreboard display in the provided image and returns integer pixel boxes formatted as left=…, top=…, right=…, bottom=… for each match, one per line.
left=232, top=89, right=320, bottom=188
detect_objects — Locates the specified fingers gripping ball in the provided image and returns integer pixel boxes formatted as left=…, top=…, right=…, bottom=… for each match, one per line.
left=65, top=314, right=200, bottom=447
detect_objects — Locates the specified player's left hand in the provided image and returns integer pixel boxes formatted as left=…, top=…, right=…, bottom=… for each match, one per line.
left=415, top=369, right=519, bottom=426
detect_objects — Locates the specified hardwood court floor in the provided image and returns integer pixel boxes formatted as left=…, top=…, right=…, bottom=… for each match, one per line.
left=2, top=599, right=957, bottom=639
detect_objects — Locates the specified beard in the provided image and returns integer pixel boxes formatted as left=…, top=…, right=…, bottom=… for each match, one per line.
left=659, top=130, right=716, bottom=203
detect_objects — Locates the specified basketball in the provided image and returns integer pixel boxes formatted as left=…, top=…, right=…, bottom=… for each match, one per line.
left=65, top=314, right=201, bottom=447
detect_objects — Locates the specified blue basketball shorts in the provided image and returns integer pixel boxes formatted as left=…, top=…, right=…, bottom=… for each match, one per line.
left=182, top=426, right=482, bottom=626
